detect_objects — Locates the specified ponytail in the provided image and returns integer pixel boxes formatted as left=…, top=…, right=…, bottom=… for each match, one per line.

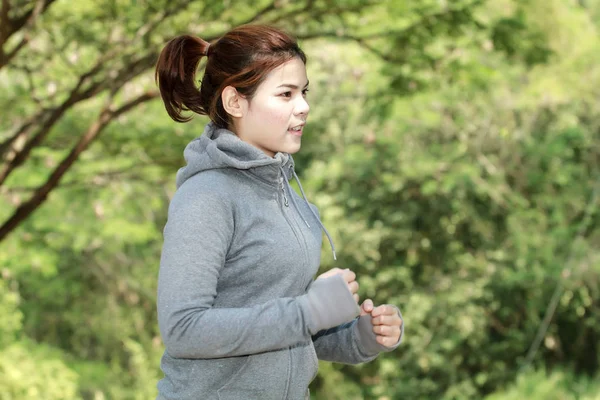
left=155, top=35, right=210, bottom=123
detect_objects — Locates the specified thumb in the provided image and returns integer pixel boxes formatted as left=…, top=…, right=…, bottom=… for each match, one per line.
left=360, top=299, right=374, bottom=316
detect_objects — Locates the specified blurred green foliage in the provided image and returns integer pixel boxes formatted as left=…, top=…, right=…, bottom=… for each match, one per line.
left=485, top=368, right=600, bottom=400
left=1, top=0, right=599, bottom=399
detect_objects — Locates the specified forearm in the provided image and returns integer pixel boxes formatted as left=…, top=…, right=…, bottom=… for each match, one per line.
left=159, top=276, right=360, bottom=359
left=160, top=297, right=307, bottom=358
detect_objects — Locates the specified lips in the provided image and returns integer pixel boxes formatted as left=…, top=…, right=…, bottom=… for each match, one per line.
left=288, top=123, right=305, bottom=136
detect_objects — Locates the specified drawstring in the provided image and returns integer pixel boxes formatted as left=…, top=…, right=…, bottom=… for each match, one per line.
left=279, top=166, right=337, bottom=261
left=286, top=178, right=311, bottom=228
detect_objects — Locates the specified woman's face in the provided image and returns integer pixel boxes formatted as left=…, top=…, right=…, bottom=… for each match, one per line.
left=234, top=57, right=310, bottom=157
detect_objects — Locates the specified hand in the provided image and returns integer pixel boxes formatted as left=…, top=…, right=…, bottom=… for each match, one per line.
left=361, top=300, right=403, bottom=347
left=316, top=268, right=360, bottom=303
left=359, top=298, right=374, bottom=316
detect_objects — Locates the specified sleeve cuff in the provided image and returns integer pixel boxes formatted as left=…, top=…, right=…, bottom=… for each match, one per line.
left=300, top=275, right=360, bottom=335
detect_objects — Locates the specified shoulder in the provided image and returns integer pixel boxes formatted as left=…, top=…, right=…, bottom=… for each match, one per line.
left=179, top=169, right=239, bottom=194
left=170, top=170, right=240, bottom=216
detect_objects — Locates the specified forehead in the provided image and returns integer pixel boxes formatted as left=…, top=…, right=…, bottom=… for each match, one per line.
left=260, top=57, right=308, bottom=88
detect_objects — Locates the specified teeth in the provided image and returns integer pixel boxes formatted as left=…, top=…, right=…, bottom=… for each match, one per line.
left=291, top=126, right=301, bottom=131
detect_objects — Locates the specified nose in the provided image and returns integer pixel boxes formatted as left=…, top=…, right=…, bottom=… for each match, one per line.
left=295, top=95, right=310, bottom=116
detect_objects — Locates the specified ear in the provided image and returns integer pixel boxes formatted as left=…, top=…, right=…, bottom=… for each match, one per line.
left=221, top=86, right=247, bottom=118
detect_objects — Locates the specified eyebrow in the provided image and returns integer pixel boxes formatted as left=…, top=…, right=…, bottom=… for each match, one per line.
left=277, top=80, right=310, bottom=90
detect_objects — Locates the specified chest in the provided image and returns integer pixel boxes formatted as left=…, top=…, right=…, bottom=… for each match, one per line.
left=215, top=181, right=323, bottom=306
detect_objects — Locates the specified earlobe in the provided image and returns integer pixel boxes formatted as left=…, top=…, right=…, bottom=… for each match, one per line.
left=221, top=86, right=245, bottom=118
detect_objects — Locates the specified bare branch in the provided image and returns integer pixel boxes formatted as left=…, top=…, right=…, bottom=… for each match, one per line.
left=0, top=90, right=158, bottom=242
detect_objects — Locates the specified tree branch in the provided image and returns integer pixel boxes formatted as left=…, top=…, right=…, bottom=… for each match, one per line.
left=1, top=163, right=164, bottom=195
left=0, top=1, right=201, bottom=180
left=0, top=90, right=158, bottom=242
left=0, top=49, right=158, bottom=185
left=2, top=36, right=28, bottom=67
left=295, top=0, right=485, bottom=64
left=0, top=47, right=112, bottom=169
left=0, top=0, right=347, bottom=181
left=0, top=0, right=11, bottom=45
left=0, top=0, right=57, bottom=69
left=0, top=93, right=86, bottom=186
left=0, top=0, right=406, bottom=243
left=296, top=30, right=396, bottom=62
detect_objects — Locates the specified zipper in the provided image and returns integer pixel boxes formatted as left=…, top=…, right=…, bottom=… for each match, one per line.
left=279, top=177, right=289, bottom=207
left=278, top=169, right=311, bottom=400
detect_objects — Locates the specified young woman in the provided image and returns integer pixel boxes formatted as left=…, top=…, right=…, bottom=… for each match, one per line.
left=155, top=24, right=403, bottom=400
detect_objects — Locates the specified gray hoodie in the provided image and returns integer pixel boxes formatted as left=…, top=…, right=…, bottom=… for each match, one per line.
left=156, top=123, right=402, bottom=400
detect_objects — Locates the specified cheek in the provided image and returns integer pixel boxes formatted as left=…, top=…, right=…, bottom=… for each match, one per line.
left=259, top=100, right=292, bottom=125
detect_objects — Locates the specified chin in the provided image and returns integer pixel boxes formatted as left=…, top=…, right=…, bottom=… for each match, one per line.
left=269, top=138, right=301, bottom=156
left=284, top=143, right=301, bottom=155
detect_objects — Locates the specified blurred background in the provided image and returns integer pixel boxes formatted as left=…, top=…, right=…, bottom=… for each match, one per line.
left=1, top=0, right=599, bottom=399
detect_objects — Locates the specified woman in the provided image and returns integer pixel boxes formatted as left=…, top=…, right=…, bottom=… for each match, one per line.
left=155, top=24, right=403, bottom=400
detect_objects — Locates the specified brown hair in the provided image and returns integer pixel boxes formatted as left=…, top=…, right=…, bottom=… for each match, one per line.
left=155, top=24, right=307, bottom=126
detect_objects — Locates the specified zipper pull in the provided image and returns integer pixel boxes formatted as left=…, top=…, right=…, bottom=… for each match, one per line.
left=280, top=178, right=289, bottom=207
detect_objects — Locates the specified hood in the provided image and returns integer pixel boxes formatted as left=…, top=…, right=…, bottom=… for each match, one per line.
left=176, top=122, right=294, bottom=188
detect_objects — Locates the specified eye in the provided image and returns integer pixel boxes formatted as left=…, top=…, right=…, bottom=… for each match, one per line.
left=302, top=88, right=309, bottom=97
left=280, top=91, right=292, bottom=98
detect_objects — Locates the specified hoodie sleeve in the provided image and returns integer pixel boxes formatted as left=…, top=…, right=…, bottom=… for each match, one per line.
left=312, top=308, right=404, bottom=365
left=157, top=184, right=360, bottom=359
